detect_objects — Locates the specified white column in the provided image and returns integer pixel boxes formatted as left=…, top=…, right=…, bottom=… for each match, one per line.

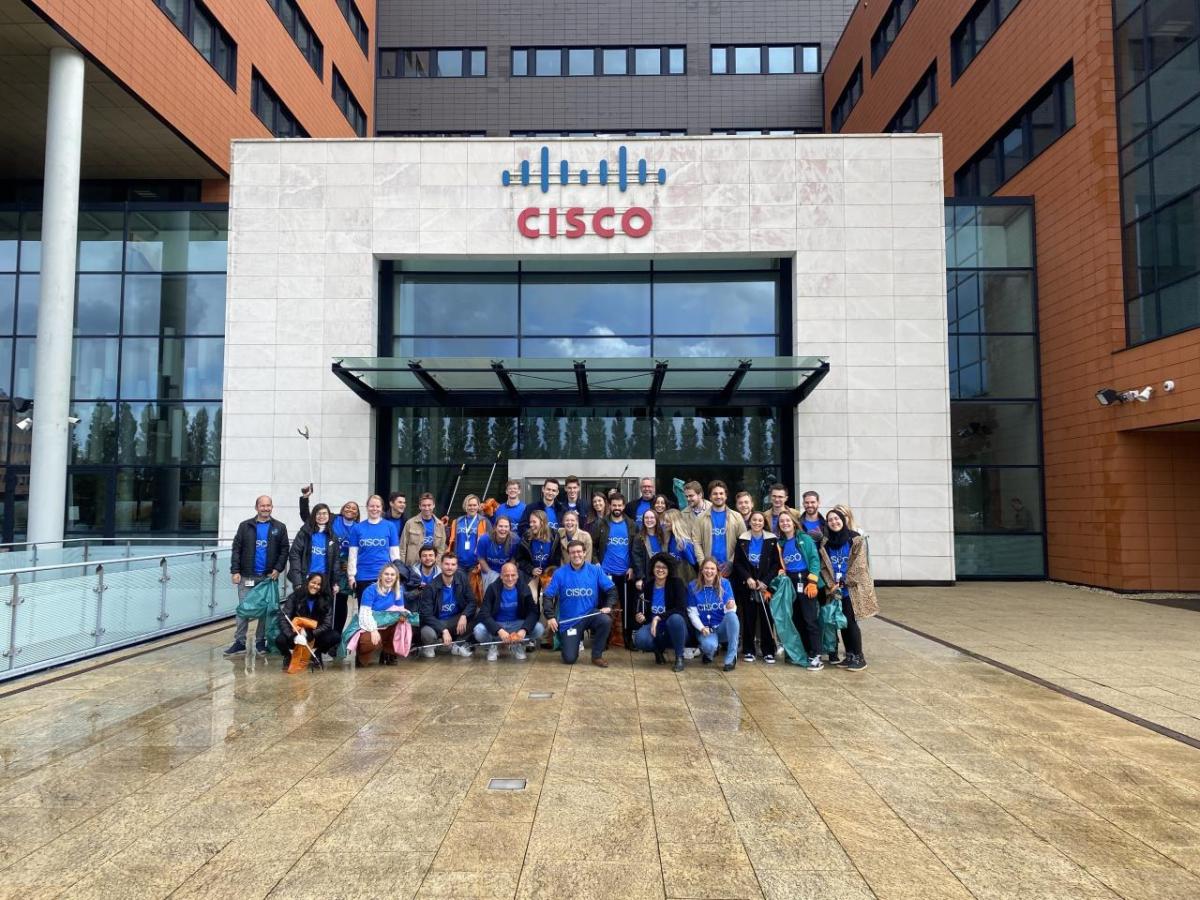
left=27, top=47, right=85, bottom=545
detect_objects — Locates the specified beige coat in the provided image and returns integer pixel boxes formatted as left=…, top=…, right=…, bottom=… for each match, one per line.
left=685, top=506, right=745, bottom=563
left=818, top=535, right=879, bottom=620
left=557, top=528, right=594, bottom=563
left=400, top=515, right=447, bottom=567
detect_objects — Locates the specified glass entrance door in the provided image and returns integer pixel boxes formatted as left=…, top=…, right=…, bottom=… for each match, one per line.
left=508, top=459, right=652, bottom=508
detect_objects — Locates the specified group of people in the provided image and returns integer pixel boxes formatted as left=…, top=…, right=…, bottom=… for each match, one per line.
left=226, top=475, right=877, bottom=674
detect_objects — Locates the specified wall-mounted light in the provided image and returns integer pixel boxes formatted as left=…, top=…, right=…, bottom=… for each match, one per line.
left=1096, top=386, right=1155, bottom=406
left=15, top=418, right=32, bottom=431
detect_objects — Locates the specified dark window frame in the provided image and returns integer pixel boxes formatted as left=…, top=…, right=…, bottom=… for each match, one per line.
left=885, top=63, right=938, bottom=133
left=152, top=0, right=237, bottom=88
left=332, top=66, right=367, bottom=136
left=265, top=0, right=322, bottom=78
left=509, top=46, right=687, bottom=77
left=830, top=61, right=864, bottom=132
left=871, top=0, right=919, bottom=72
left=250, top=69, right=308, bottom=138
left=335, top=0, right=370, bottom=55
left=951, top=0, right=1024, bottom=82
left=378, top=47, right=487, bottom=78
left=710, top=44, right=821, bottom=75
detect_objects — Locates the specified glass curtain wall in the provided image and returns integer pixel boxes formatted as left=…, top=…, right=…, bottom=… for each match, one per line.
left=382, top=258, right=788, bottom=507
left=1114, top=0, right=1200, bottom=343
left=945, top=200, right=1046, bottom=577
left=0, top=203, right=226, bottom=540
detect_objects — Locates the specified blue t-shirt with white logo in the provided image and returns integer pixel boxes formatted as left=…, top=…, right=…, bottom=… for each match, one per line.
left=542, top=505, right=559, bottom=530
left=781, top=537, right=806, bottom=574
left=650, top=585, right=666, bottom=615
left=688, top=578, right=734, bottom=628
left=493, top=501, right=526, bottom=527
left=454, top=516, right=481, bottom=567
left=309, top=532, right=328, bottom=575
left=361, top=583, right=405, bottom=614
left=254, top=521, right=269, bottom=575
left=438, top=582, right=462, bottom=619
left=710, top=510, right=728, bottom=564
left=748, top=535, right=764, bottom=566
left=332, top=517, right=355, bottom=558
left=478, top=534, right=515, bottom=570
left=546, top=563, right=615, bottom=622
left=601, top=520, right=630, bottom=575
left=421, top=517, right=436, bottom=548
left=350, top=519, right=398, bottom=582
left=498, top=586, right=520, bottom=622
left=801, top=517, right=824, bottom=538
left=531, top=539, right=553, bottom=568
left=828, top=543, right=851, bottom=584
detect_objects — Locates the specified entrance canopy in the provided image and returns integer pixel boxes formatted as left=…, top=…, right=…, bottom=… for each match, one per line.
left=332, top=356, right=830, bottom=409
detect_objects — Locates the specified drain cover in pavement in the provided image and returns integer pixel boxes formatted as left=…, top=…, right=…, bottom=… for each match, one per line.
left=488, top=778, right=527, bottom=791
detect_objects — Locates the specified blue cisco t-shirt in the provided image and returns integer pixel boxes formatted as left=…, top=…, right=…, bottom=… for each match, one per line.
left=309, top=532, right=328, bottom=575
left=454, top=516, right=481, bottom=567
left=748, top=535, right=764, bottom=566
left=650, top=585, right=666, bottom=615
left=780, top=537, right=807, bottom=574
left=350, top=519, right=398, bottom=582
left=546, top=563, right=615, bottom=622
left=493, top=501, right=526, bottom=527
left=497, top=586, right=520, bottom=622
left=601, top=519, right=630, bottom=574
left=253, top=521, right=269, bottom=575
left=710, top=510, right=728, bottom=564
left=688, top=578, right=734, bottom=628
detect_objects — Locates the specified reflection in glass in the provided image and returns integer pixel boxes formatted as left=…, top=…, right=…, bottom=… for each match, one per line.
left=13, top=337, right=34, bottom=400
left=65, top=470, right=109, bottom=534
left=0, top=211, right=16, bottom=271
left=436, top=49, right=463, bottom=76
left=119, top=338, right=224, bottom=400
left=392, top=407, right=518, bottom=466
left=634, top=48, right=660, bottom=75
left=653, top=275, right=776, bottom=334
left=947, top=271, right=1034, bottom=333
left=77, top=211, right=125, bottom=271
left=603, top=48, right=627, bottom=74
left=952, top=466, right=1042, bottom=532
left=116, top=402, right=222, bottom=465
left=115, top=467, right=219, bottom=532
left=951, top=335, right=1037, bottom=399
left=654, top=408, right=778, bottom=464
left=16, top=274, right=38, bottom=334
left=393, top=337, right=519, bottom=358
left=75, top=274, right=122, bottom=335
left=69, top=402, right=118, bottom=464
left=521, top=276, right=650, bottom=335
left=19, top=212, right=39, bottom=272
left=0, top=274, right=13, bottom=335
left=521, top=408, right=651, bottom=459
left=710, top=48, right=726, bottom=74
left=950, top=402, right=1040, bottom=466
left=126, top=210, right=228, bottom=272
left=395, top=274, right=518, bottom=335
left=955, top=534, right=1045, bottom=577
left=568, top=48, right=594, bottom=75
left=123, top=273, right=226, bottom=335
left=653, top=336, right=776, bottom=357
left=734, top=47, right=761, bottom=73
left=523, top=336, right=650, bottom=357
left=535, top=49, right=561, bottom=76
left=767, top=46, right=794, bottom=74
left=71, top=339, right=119, bottom=400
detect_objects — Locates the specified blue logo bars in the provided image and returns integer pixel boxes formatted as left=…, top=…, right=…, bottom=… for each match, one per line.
left=502, top=145, right=668, bottom=193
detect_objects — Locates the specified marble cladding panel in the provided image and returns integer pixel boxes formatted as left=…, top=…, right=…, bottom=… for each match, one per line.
left=221, top=136, right=954, bottom=580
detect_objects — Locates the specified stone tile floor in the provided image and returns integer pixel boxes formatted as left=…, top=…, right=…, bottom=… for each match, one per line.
left=0, top=583, right=1198, bottom=899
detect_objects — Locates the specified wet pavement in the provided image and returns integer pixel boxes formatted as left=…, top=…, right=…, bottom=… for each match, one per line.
left=1, top=584, right=1199, bottom=899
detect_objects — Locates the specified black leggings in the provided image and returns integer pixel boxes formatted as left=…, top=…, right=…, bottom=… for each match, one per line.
left=787, top=573, right=822, bottom=659
left=736, top=585, right=774, bottom=656
left=840, top=590, right=862, bottom=656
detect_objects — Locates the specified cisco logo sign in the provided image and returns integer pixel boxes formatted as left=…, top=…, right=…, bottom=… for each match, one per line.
left=502, top=145, right=665, bottom=240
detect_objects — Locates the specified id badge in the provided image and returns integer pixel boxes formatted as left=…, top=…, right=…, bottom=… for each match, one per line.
left=465, top=537, right=472, bottom=551
left=566, top=627, right=578, bottom=637
left=244, top=579, right=256, bottom=587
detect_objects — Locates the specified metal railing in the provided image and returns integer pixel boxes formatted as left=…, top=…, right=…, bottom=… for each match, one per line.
left=1, top=545, right=236, bottom=682
left=0, top=537, right=224, bottom=574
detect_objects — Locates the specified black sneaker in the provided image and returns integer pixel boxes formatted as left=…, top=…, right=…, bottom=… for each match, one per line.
left=701, top=654, right=713, bottom=665
left=763, top=654, right=776, bottom=665
left=833, top=654, right=851, bottom=667
left=846, top=654, right=867, bottom=671
left=827, top=652, right=841, bottom=665
left=254, top=640, right=268, bottom=656
left=673, top=658, right=684, bottom=673
left=723, top=661, right=736, bottom=672
left=223, top=641, right=246, bottom=657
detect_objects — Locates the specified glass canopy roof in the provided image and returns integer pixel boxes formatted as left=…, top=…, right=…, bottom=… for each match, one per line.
left=331, top=356, right=830, bottom=408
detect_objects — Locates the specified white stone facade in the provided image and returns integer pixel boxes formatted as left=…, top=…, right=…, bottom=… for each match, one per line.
left=221, top=135, right=953, bottom=582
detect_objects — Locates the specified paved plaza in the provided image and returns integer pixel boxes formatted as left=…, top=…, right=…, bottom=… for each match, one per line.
left=1, top=584, right=1199, bottom=899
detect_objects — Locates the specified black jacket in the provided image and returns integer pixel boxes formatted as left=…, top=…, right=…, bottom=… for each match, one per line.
left=590, top=514, right=637, bottom=568
left=276, top=587, right=335, bottom=641
left=477, top=578, right=541, bottom=635
left=554, top=497, right=586, bottom=524
left=733, top=531, right=782, bottom=594
left=630, top=531, right=667, bottom=585
left=418, top=571, right=478, bottom=633
left=515, top=532, right=562, bottom=579
left=231, top=517, right=289, bottom=578
left=634, top=575, right=689, bottom=622
left=287, top=524, right=344, bottom=590
left=517, top=499, right=560, bottom=537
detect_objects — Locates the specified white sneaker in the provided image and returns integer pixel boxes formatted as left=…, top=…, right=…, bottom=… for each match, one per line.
left=450, top=642, right=473, bottom=658
left=486, top=644, right=499, bottom=662
left=512, top=643, right=527, bottom=661
left=683, top=647, right=699, bottom=660
left=806, top=656, right=825, bottom=671
left=421, top=646, right=435, bottom=659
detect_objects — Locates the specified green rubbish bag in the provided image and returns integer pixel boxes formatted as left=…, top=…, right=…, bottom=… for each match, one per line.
left=767, top=574, right=807, bottom=665
left=235, top=578, right=282, bottom=650
left=820, top=588, right=848, bottom=654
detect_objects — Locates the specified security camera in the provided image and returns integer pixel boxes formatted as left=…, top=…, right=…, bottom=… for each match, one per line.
left=1164, top=380, right=1176, bottom=392
left=67, top=415, right=80, bottom=425
left=1132, top=386, right=1153, bottom=402
left=15, top=418, right=32, bottom=431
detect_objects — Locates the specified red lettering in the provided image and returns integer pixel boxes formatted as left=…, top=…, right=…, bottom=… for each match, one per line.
left=621, top=207, right=652, bottom=238
left=564, top=207, right=586, bottom=239
left=548, top=206, right=559, bottom=238
left=592, top=206, right=616, bottom=238
left=517, top=207, right=541, bottom=238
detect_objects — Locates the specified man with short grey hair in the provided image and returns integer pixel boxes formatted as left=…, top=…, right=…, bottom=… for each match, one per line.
left=226, top=495, right=288, bottom=657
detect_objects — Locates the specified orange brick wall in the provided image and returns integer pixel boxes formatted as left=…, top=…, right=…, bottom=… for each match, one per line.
left=29, top=0, right=376, bottom=173
left=826, top=0, right=1200, bottom=590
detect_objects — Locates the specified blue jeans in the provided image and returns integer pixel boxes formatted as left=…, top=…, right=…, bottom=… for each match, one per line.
left=473, top=621, right=546, bottom=643
left=557, top=613, right=612, bottom=664
left=697, top=613, right=740, bottom=665
left=633, top=613, right=687, bottom=659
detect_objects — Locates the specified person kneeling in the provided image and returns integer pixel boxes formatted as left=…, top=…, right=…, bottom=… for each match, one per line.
left=343, top=564, right=414, bottom=666
left=633, top=553, right=689, bottom=672
left=687, top=557, right=740, bottom=672
left=275, top=573, right=339, bottom=671
left=474, top=561, right=545, bottom=661
left=542, top=540, right=615, bottom=668
left=418, top=552, right=477, bottom=658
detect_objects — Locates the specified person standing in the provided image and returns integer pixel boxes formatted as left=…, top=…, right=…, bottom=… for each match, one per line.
left=542, top=540, right=615, bottom=667
left=519, top=478, right=561, bottom=536
left=698, top=481, right=744, bottom=577
left=776, top=511, right=823, bottom=671
left=661, top=508, right=699, bottom=581
left=766, top=484, right=803, bottom=536
left=418, top=552, right=477, bottom=658
left=734, top=491, right=756, bottom=522
left=449, top=494, right=489, bottom=596
left=799, top=491, right=826, bottom=540
left=492, top=479, right=527, bottom=528
left=631, top=508, right=668, bottom=593
left=557, top=509, right=593, bottom=563
left=386, top=491, right=408, bottom=529
left=632, top=553, right=689, bottom=671
left=583, top=490, right=608, bottom=532
left=733, top=510, right=782, bottom=664
left=556, top=475, right=585, bottom=521
left=347, top=495, right=402, bottom=617
left=516, top=509, right=560, bottom=604
left=226, top=495, right=289, bottom=657
left=818, top=506, right=878, bottom=672
left=474, top=561, right=545, bottom=661
left=687, top=557, right=740, bottom=671
left=275, top=573, right=338, bottom=670
left=288, top=502, right=344, bottom=633
left=633, top=477, right=657, bottom=523
left=401, top=493, right=447, bottom=566
left=591, top=492, right=636, bottom=645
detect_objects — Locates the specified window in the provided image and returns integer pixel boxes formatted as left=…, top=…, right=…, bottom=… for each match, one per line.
left=954, top=63, right=1074, bottom=195
left=951, top=0, right=1023, bottom=80
left=509, top=130, right=686, bottom=137
left=830, top=62, right=863, bottom=132
left=711, top=128, right=815, bottom=135
left=871, top=0, right=918, bottom=71
left=250, top=69, right=307, bottom=138
left=711, top=44, right=820, bottom=75
left=152, top=0, right=236, bottom=87
left=379, top=48, right=486, bottom=78
left=335, top=0, right=369, bottom=55
left=377, top=131, right=488, bottom=137
left=332, top=67, right=367, bottom=136
left=266, top=0, right=321, bottom=77
left=885, top=64, right=937, bottom=132
left=511, top=47, right=686, bottom=76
